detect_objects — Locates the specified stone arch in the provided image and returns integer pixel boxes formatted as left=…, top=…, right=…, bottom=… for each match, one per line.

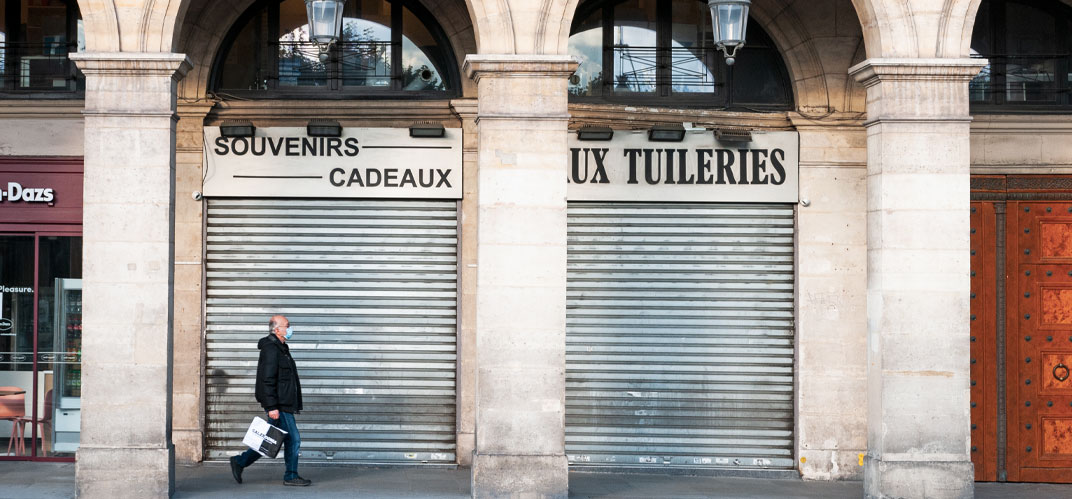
left=849, top=0, right=985, bottom=58
left=76, top=0, right=120, bottom=51
left=76, top=0, right=190, bottom=52
left=749, top=0, right=850, bottom=113
left=173, top=0, right=477, bottom=100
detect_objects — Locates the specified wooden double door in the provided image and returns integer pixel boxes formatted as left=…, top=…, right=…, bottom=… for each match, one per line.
left=971, top=176, right=1072, bottom=482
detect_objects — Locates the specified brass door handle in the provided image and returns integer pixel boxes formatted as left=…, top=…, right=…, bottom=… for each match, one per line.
left=1054, top=363, right=1070, bottom=382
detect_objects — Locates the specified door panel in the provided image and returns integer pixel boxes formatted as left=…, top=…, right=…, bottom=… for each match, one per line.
left=970, top=201, right=1000, bottom=481
left=1008, top=201, right=1072, bottom=483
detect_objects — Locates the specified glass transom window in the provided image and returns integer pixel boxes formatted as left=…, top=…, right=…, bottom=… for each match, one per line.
left=971, top=0, right=1072, bottom=109
left=0, top=0, right=84, bottom=95
left=214, top=0, right=457, bottom=96
left=568, top=0, right=792, bottom=109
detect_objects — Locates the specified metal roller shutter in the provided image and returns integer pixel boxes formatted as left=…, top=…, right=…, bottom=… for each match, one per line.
left=204, top=198, right=458, bottom=465
left=565, top=202, right=795, bottom=470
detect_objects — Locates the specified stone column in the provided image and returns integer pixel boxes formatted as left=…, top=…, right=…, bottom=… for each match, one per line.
left=463, top=55, right=577, bottom=498
left=172, top=103, right=213, bottom=464
left=451, top=98, right=479, bottom=468
left=850, top=58, right=986, bottom=499
left=788, top=114, right=868, bottom=480
left=70, top=52, right=190, bottom=498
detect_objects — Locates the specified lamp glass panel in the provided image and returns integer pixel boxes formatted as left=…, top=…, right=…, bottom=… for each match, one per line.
left=307, top=1, right=341, bottom=44
left=715, top=4, right=746, bottom=43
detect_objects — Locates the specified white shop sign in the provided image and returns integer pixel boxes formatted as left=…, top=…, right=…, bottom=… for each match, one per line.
left=567, top=130, right=799, bottom=203
left=203, top=127, right=462, bottom=199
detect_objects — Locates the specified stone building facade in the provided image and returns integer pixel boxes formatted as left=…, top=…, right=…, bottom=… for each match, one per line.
left=2, top=0, right=1070, bottom=498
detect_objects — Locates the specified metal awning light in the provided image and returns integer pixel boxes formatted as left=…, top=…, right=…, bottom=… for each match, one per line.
left=305, top=0, right=348, bottom=62
left=707, top=0, right=750, bottom=65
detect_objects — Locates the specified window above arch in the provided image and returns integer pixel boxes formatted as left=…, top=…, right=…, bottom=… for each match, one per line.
left=970, top=0, right=1072, bottom=110
left=213, top=0, right=458, bottom=97
left=568, top=0, right=793, bottom=110
left=0, top=0, right=84, bottom=96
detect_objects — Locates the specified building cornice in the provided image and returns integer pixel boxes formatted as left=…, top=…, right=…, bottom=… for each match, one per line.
left=463, top=55, right=579, bottom=82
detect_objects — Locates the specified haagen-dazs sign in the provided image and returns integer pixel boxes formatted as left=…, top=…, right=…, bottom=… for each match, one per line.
left=0, top=182, right=55, bottom=203
left=567, top=130, right=799, bottom=203
left=203, top=127, right=462, bottom=199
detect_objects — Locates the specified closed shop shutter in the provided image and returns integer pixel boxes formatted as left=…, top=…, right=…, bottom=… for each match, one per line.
left=566, top=202, right=795, bottom=470
left=203, top=198, right=458, bottom=464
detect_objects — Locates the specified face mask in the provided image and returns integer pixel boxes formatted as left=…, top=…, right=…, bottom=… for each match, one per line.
left=284, top=326, right=293, bottom=340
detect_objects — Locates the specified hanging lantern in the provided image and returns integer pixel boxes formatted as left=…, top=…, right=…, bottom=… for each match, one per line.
left=305, top=0, right=347, bottom=62
left=707, top=0, right=751, bottom=66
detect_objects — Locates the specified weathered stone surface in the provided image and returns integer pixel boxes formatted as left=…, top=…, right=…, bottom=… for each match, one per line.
left=471, top=454, right=569, bottom=499
left=71, top=52, right=190, bottom=498
left=852, top=58, right=984, bottom=499
left=465, top=54, right=576, bottom=498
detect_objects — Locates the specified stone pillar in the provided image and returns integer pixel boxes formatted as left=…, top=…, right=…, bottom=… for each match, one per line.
left=172, top=103, right=213, bottom=464
left=70, top=52, right=190, bottom=498
left=463, top=55, right=577, bottom=498
left=789, top=114, right=868, bottom=480
left=451, top=98, right=479, bottom=468
left=850, top=58, right=986, bottom=499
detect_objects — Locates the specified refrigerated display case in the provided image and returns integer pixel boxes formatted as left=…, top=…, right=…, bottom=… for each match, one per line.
left=51, top=278, right=81, bottom=454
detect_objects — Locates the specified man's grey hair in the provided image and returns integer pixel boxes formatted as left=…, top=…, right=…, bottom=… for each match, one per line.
left=269, top=317, right=282, bottom=333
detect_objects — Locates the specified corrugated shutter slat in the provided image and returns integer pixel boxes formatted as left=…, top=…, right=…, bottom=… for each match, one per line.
left=566, top=202, right=795, bottom=470
left=204, top=199, right=457, bottom=465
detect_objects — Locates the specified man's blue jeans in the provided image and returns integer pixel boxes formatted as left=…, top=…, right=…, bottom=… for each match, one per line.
left=234, top=411, right=301, bottom=480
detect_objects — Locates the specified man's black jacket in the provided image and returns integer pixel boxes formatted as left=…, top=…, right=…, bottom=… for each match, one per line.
left=254, top=334, right=303, bottom=414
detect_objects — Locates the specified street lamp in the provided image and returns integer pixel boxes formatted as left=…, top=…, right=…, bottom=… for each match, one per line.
left=305, top=0, right=348, bottom=63
left=707, top=0, right=750, bottom=66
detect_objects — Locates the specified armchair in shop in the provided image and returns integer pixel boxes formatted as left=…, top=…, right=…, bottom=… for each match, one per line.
left=0, top=386, right=26, bottom=456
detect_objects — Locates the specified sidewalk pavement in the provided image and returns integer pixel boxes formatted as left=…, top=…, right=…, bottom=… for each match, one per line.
left=1, top=461, right=1070, bottom=498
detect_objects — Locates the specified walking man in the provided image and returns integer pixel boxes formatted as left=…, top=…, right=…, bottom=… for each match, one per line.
left=230, top=314, right=310, bottom=486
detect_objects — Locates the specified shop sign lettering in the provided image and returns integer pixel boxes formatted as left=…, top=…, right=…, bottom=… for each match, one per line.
left=203, top=128, right=462, bottom=200
left=0, top=182, right=55, bottom=203
left=0, top=286, right=33, bottom=293
left=567, top=131, right=799, bottom=203
left=213, top=136, right=360, bottom=158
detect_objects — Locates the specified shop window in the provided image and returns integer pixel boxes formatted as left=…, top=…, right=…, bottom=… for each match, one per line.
left=0, top=0, right=84, bottom=96
left=970, top=0, right=1072, bottom=110
left=213, top=0, right=458, bottom=97
left=0, top=235, right=82, bottom=459
left=568, top=0, right=793, bottom=109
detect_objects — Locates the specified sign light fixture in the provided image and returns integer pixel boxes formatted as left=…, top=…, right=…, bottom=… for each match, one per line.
left=220, top=120, right=256, bottom=138
left=648, top=123, right=687, bottom=142
left=577, top=126, right=614, bottom=141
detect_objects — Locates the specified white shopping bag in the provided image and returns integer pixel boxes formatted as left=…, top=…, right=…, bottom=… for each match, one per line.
left=242, top=416, right=289, bottom=458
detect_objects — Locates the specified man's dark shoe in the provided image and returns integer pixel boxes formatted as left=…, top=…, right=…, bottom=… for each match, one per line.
left=283, top=476, right=312, bottom=486
left=229, top=456, right=243, bottom=484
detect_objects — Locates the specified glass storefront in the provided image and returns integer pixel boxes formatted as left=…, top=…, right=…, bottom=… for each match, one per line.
left=0, top=234, right=81, bottom=459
